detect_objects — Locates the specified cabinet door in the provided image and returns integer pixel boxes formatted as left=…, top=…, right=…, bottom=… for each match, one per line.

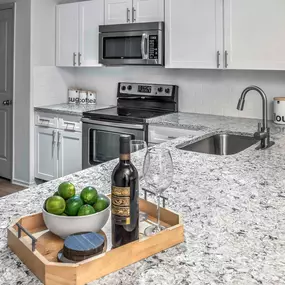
left=56, top=3, right=79, bottom=67
left=104, top=0, right=133, bottom=25
left=165, top=0, right=223, bottom=69
left=58, top=131, right=82, bottom=178
left=79, top=0, right=104, bottom=67
left=224, top=0, right=285, bottom=70
left=35, top=127, right=57, bottom=181
left=133, top=0, right=164, bottom=23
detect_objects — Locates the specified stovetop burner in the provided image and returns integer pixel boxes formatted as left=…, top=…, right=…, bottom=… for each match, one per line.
left=83, top=107, right=172, bottom=123
left=83, top=82, right=179, bottom=124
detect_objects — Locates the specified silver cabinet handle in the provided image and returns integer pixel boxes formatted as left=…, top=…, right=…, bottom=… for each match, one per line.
left=73, top=52, right=77, bottom=66
left=57, top=131, right=62, bottom=160
left=217, top=51, right=220, bottom=68
left=127, top=8, right=130, bottom=23
left=141, top=33, right=148, bottom=60
left=52, top=130, right=56, bottom=157
left=78, top=52, right=82, bottom=66
left=132, top=7, right=136, bottom=22
left=225, top=50, right=229, bottom=68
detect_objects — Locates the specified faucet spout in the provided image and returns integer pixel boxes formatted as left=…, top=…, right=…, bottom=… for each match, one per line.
left=237, top=86, right=274, bottom=150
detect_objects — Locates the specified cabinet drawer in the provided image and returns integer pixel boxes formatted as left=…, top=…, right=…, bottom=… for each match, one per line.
left=58, top=115, right=82, bottom=132
left=35, top=112, right=58, bottom=128
left=149, top=125, right=204, bottom=144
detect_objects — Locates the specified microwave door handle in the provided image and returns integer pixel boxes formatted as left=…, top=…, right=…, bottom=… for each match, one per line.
left=141, top=33, right=148, bottom=60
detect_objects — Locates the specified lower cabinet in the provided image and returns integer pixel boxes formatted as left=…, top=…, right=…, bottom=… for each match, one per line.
left=58, top=130, right=82, bottom=178
left=35, top=126, right=82, bottom=181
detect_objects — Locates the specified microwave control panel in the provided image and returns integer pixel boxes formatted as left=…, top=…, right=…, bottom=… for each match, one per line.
left=149, top=35, right=158, bottom=60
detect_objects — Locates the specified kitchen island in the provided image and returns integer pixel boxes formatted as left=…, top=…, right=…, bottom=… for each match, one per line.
left=1, top=113, right=285, bottom=285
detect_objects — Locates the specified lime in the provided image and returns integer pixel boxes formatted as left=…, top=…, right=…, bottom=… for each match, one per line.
left=93, top=196, right=109, bottom=212
left=53, top=191, right=60, bottom=196
left=65, top=195, right=84, bottom=216
left=45, top=196, right=66, bottom=215
left=58, top=182, right=75, bottom=200
left=80, top=187, right=98, bottom=205
left=77, top=205, right=96, bottom=216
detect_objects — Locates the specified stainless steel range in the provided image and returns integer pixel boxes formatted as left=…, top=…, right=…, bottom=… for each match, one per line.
left=82, top=82, right=178, bottom=169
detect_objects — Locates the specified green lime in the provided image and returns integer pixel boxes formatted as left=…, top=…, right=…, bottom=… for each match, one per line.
left=80, top=187, right=98, bottom=205
left=77, top=205, right=96, bottom=216
left=53, top=191, right=60, bottom=196
left=93, top=196, right=109, bottom=212
left=45, top=196, right=66, bottom=215
left=65, top=195, right=84, bottom=216
left=58, top=182, right=76, bottom=200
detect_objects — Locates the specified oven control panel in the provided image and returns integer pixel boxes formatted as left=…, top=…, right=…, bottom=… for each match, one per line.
left=119, top=83, right=174, bottom=97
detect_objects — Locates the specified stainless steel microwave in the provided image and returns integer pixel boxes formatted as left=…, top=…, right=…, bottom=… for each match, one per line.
left=99, top=22, right=164, bottom=66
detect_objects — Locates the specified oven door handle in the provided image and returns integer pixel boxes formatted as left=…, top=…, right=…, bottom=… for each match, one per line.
left=82, top=118, right=144, bottom=130
left=141, top=33, right=148, bottom=60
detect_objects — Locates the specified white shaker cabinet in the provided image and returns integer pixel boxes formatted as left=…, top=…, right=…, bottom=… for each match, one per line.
left=58, top=131, right=82, bottom=178
left=224, top=0, right=285, bottom=70
left=79, top=0, right=104, bottom=66
left=133, top=0, right=164, bottom=23
left=56, top=0, right=104, bottom=67
left=35, top=127, right=58, bottom=181
left=165, top=0, right=223, bottom=69
left=105, top=0, right=132, bottom=24
left=104, top=0, right=164, bottom=24
left=35, top=113, right=82, bottom=181
left=56, top=3, right=79, bottom=67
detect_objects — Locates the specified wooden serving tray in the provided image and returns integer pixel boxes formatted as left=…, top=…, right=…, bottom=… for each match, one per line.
left=7, top=198, right=184, bottom=285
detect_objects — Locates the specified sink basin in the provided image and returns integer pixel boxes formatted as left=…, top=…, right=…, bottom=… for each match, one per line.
left=177, top=133, right=258, bottom=155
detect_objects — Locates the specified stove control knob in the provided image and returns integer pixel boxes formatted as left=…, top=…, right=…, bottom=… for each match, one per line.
left=165, top=88, right=170, bottom=94
left=157, top=87, right=163, bottom=93
left=121, top=85, right=126, bottom=91
left=127, top=85, right=132, bottom=91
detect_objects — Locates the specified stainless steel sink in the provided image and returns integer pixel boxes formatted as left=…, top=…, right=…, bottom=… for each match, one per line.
left=177, top=133, right=258, bottom=155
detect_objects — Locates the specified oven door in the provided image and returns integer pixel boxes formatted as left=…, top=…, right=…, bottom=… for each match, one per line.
left=82, top=119, right=147, bottom=169
left=99, top=30, right=164, bottom=66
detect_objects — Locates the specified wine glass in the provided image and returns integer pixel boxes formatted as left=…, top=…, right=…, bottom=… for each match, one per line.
left=130, top=140, right=148, bottom=180
left=130, top=140, right=148, bottom=222
left=143, top=148, right=173, bottom=236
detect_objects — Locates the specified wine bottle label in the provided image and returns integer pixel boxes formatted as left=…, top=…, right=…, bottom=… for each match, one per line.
left=112, top=186, right=131, bottom=225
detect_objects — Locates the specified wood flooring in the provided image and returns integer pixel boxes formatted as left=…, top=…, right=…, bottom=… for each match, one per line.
left=0, top=178, right=25, bottom=198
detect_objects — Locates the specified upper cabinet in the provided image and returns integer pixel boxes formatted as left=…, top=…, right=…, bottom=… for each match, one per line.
left=224, top=0, right=285, bottom=70
left=133, top=0, right=164, bottom=23
left=165, top=0, right=223, bottom=69
left=104, top=0, right=164, bottom=25
left=56, top=3, right=79, bottom=67
left=166, top=0, right=285, bottom=70
left=56, top=0, right=104, bottom=67
left=105, top=0, right=132, bottom=25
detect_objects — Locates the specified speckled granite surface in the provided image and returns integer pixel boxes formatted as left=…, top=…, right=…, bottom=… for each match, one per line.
left=34, top=103, right=112, bottom=116
left=1, top=113, right=285, bottom=284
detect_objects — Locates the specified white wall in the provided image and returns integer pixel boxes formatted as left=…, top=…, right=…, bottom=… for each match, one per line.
left=75, top=67, right=285, bottom=120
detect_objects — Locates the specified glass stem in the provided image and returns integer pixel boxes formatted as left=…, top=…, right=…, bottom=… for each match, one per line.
left=156, top=193, right=161, bottom=231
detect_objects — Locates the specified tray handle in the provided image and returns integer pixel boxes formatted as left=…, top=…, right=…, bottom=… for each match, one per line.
left=16, top=223, right=37, bottom=252
left=142, top=188, right=168, bottom=208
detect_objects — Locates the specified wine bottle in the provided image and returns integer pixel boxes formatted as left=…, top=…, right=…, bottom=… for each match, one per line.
left=111, top=135, right=139, bottom=248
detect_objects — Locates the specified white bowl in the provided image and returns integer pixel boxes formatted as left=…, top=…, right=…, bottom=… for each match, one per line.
left=42, top=194, right=111, bottom=239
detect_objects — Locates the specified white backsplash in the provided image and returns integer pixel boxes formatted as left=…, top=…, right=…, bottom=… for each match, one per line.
left=33, top=66, right=76, bottom=107
left=74, top=67, right=285, bottom=119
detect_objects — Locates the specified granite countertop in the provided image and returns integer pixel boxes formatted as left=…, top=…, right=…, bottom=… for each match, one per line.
left=1, top=113, right=285, bottom=284
left=34, top=103, right=113, bottom=116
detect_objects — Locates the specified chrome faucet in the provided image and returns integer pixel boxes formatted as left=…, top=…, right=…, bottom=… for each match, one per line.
left=237, top=86, right=274, bottom=149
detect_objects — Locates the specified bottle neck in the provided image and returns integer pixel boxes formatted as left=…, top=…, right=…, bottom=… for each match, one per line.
left=120, top=153, right=130, bottom=164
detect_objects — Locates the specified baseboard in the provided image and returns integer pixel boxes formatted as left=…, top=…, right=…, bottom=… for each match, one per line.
left=12, top=178, right=34, bottom=187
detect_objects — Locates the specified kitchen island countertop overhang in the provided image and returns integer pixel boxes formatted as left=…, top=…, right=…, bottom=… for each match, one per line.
left=1, top=112, right=285, bottom=285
